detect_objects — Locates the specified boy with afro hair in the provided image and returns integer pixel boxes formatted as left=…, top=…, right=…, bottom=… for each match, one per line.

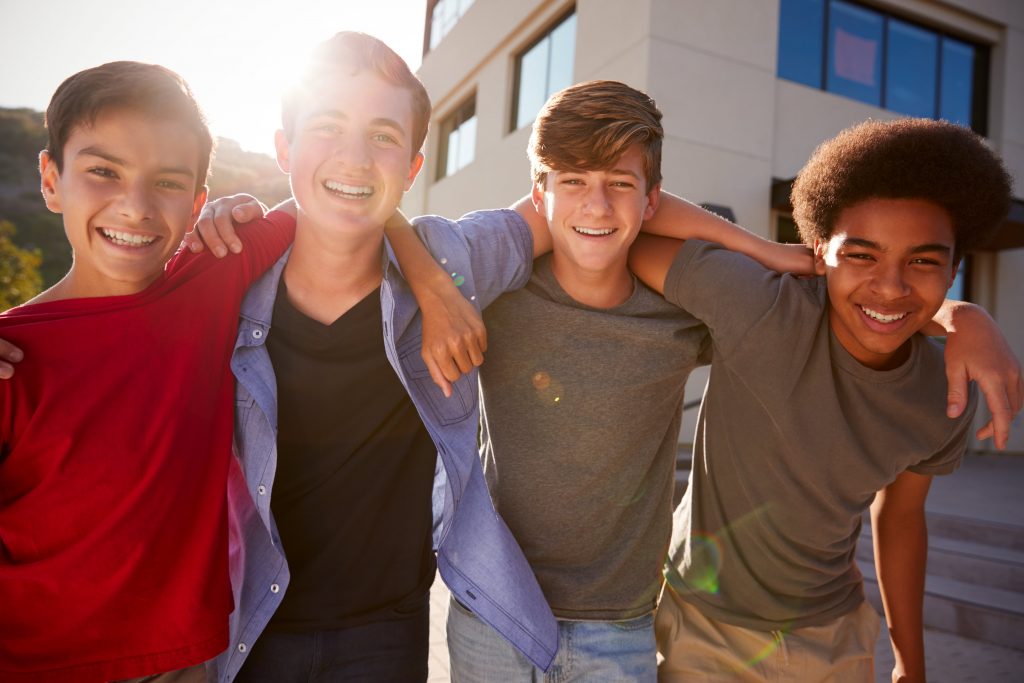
left=631, top=118, right=1014, bottom=682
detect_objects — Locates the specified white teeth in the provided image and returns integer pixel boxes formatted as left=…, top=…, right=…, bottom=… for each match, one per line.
left=573, top=226, right=615, bottom=236
left=860, top=306, right=907, bottom=323
left=99, top=228, right=157, bottom=246
left=324, top=180, right=373, bottom=198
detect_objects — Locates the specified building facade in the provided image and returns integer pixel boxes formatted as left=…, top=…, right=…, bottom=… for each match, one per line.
left=407, top=0, right=1024, bottom=453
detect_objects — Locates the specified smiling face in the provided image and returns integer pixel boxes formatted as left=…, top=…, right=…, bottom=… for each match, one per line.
left=533, top=144, right=659, bottom=295
left=40, top=108, right=206, bottom=298
left=275, top=69, right=424, bottom=245
left=815, top=197, right=958, bottom=370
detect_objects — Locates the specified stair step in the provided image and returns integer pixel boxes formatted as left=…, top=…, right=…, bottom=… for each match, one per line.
left=862, top=535, right=1024, bottom=592
left=861, top=561, right=1024, bottom=650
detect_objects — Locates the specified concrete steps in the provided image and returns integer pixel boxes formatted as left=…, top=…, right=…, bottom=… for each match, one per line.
left=857, top=512, right=1024, bottom=651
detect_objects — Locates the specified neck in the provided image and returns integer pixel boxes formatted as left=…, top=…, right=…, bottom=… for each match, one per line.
left=28, top=268, right=154, bottom=305
left=283, top=214, right=385, bottom=325
left=548, top=252, right=634, bottom=309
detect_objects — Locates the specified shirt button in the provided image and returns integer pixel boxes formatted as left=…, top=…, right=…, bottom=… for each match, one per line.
left=257, top=485, right=267, bottom=495
left=271, top=583, right=280, bottom=593
left=238, top=642, right=247, bottom=653
left=252, top=329, right=264, bottom=340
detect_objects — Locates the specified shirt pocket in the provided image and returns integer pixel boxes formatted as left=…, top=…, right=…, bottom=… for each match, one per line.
left=397, top=333, right=476, bottom=427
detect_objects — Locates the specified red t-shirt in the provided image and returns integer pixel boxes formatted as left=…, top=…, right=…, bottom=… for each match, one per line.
left=0, top=212, right=294, bottom=682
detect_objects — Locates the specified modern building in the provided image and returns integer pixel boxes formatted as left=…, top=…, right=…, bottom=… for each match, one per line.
left=407, top=0, right=1024, bottom=454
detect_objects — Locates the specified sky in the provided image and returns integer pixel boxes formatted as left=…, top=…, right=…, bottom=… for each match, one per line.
left=0, top=0, right=427, bottom=156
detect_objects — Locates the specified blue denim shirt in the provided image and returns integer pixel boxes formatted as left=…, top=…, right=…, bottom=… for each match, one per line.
left=209, top=210, right=558, bottom=682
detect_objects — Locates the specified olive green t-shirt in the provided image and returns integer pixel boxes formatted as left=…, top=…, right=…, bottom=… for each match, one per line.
left=480, top=254, right=710, bottom=620
left=663, top=240, right=975, bottom=631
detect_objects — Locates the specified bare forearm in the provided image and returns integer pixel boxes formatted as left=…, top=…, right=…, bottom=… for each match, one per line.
left=872, top=507, right=928, bottom=682
left=643, top=192, right=813, bottom=274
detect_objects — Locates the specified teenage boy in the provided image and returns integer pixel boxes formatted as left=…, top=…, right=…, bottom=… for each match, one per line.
left=631, top=119, right=1015, bottom=682
left=198, top=32, right=562, bottom=683
left=0, top=62, right=295, bottom=682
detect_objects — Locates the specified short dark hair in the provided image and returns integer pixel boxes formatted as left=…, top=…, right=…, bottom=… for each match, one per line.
left=281, top=31, right=432, bottom=157
left=528, top=80, right=663, bottom=192
left=44, top=61, right=214, bottom=193
left=792, top=118, right=1012, bottom=260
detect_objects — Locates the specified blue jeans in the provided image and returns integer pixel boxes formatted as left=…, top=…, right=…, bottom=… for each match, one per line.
left=447, top=596, right=656, bottom=682
left=233, top=599, right=429, bottom=683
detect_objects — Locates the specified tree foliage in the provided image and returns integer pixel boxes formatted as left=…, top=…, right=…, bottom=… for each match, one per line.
left=0, top=220, right=43, bottom=311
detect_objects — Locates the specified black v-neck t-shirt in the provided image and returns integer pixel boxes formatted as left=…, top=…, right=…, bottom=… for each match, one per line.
left=265, top=281, right=437, bottom=631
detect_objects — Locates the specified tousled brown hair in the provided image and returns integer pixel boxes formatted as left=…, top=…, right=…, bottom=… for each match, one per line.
left=281, top=31, right=431, bottom=157
left=528, top=80, right=663, bottom=191
left=792, top=118, right=1011, bottom=260
left=44, top=61, right=214, bottom=193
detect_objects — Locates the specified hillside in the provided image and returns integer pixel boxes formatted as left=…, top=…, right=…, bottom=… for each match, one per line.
left=0, top=107, right=291, bottom=286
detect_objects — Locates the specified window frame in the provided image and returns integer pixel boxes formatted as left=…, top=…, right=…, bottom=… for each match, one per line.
left=509, top=8, right=577, bottom=133
left=777, top=0, right=988, bottom=134
left=436, top=94, right=478, bottom=181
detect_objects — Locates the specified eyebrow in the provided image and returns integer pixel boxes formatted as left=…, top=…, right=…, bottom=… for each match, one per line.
left=841, top=237, right=952, bottom=256
left=78, top=146, right=195, bottom=178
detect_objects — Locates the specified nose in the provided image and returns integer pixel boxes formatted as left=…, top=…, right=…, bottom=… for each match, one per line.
left=583, top=184, right=612, bottom=217
left=116, top=178, right=154, bottom=222
left=870, top=260, right=911, bottom=299
left=333, top=135, right=372, bottom=170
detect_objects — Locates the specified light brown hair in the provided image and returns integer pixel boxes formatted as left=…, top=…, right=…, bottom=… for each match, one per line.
left=528, top=80, right=663, bottom=191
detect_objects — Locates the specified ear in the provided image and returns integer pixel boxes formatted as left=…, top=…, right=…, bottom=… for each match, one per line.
left=190, top=185, right=209, bottom=226
left=274, top=130, right=291, bottom=174
left=39, top=150, right=63, bottom=214
left=404, top=152, right=425, bottom=191
left=531, top=180, right=547, bottom=215
left=643, top=183, right=662, bottom=221
left=812, top=237, right=828, bottom=276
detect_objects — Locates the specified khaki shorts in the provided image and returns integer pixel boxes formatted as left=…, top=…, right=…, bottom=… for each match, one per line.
left=656, top=586, right=881, bottom=682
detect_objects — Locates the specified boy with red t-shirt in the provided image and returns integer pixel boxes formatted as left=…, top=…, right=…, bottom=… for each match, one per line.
left=0, top=62, right=294, bottom=682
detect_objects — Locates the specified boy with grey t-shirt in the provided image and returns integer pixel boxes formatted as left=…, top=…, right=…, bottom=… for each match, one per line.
left=633, top=119, right=1014, bottom=683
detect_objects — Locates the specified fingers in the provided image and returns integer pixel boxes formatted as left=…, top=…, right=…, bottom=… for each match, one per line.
left=193, top=194, right=264, bottom=258
left=945, top=363, right=969, bottom=418
left=976, top=377, right=1012, bottom=450
left=423, top=350, right=454, bottom=399
left=0, top=339, right=24, bottom=379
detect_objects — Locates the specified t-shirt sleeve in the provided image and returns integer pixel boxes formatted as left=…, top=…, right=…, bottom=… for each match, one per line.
left=662, top=239, right=810, bottom=358
left=411, top=209, right=534, bottom=310
left=907, top=384, right=977, bottom=476
left=164, top=210, right=296, bottom=286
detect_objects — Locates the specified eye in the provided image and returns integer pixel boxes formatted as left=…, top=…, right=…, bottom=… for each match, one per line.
left=611, top=180, right=636, bottom=189
left=157, top=179, right=189, bottom=191
left=910, top=257, right=942, bottom=266
left=372, top=132, right=398, bottom=144
left=87, top=166, right=117, bottom=179
left=843, top=252, right=874, bottom=262
left=313, top=122, right=342, bottom=135
left=561, top=178, right=583, bottom=186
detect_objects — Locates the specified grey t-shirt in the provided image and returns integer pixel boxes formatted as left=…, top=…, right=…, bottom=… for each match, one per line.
left=480, top=254, right=710, bottom=620
left=663, top=240, right=976, bottom=631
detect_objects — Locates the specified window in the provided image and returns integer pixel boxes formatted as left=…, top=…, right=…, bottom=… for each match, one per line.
left=437, top=97, right=477, bottom=179
left=777, top=0, right=987, bottom=132
left=511, top=11, right=577, bottom=131
left=427, top=0, right=476, bottom=51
